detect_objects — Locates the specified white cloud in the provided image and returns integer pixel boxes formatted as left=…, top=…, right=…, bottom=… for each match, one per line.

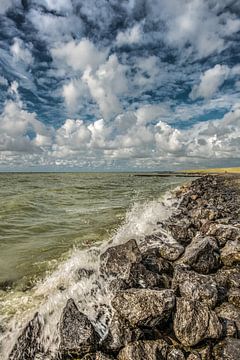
left=10, top=38, right=33, bottom=66
left=62, top=79, right=87, bottom=110
left=116, top=24, right=142, bottom=46
left=0, top=76, right=8, bottom=86
left=51, top=39, right=108, bottom=72
left=82, top=54, right=128, bottom=119
left=0, top=0, right=14, bottom=14
left=190, top=64, right=230, bottom=100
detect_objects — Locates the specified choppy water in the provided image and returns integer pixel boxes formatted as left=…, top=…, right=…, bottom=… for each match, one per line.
left=0, top=172, right=190, bottom=359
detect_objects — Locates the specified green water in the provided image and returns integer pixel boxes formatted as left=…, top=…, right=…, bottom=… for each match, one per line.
left=0, top=173, right=187, bottom=292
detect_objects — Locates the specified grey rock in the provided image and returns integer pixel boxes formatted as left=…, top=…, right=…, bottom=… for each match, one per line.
left=128, top=263, right=164, bottom=289
left=141, top=248, right=173, bottom=275
left=172, top=266, right=218, bottom=308
left=187, top=345, right=212, bottom=360
left=213, top=337, right=240, bottom=359
left=9, top=313, right=43, bottom=360
left=59, top=299, right=98, bottom=358
left=204, top=223, right=240, bottom=247
left=117, top=340, right=169, bottom=360
left=228, top=288, right=240, bottom=308
left=221, top=240, right=240, bottom=266
left=112, top=289, right=175, bottom=327
left=82, top=352, right=114, bottom=360
left=167, top=347, right=186, bottom=359
left=101, top=314, right=141, bottom=352
left=178, top=236, right=220, bottom=274
left=215, top=302, right=240, bottom=335
left=142, top=233, right=184, bottom=261
left=173, top=298, right=222, bottom=347
left=100, top=239, right=141, bottom=280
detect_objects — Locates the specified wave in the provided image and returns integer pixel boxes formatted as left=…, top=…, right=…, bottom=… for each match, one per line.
left=0, top=186, right=183, bottom=359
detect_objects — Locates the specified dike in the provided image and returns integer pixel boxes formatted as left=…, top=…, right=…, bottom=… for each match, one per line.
left=9, top=175, right=240, bottom=360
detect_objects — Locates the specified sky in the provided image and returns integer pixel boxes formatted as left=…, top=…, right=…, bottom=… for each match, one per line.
left=0, top=0, right=240, bottom=171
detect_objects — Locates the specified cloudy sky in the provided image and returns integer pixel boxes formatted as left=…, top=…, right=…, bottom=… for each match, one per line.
left=0, top=0, right=240, bottom=171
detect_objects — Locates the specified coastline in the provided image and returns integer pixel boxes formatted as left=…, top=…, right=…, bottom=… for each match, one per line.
left=6, top=175, right=240, bottom=359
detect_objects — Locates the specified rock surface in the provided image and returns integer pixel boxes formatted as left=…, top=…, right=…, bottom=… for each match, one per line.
left=173, top=298, right=222, bottom=346
left=59, top=298, right=98, bottom=358
left=112, top=288, right=175, bottom=327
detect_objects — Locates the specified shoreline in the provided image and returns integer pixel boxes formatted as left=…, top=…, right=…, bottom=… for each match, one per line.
left=6, top=175, right=240, bottom=359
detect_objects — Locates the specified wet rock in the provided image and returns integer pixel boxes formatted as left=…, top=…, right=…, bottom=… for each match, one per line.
left=228, top=288, right=240, bottom=308
left=187, top=344, right=212, bottom=360
left=172, top=266, right=218, bottom=308
left=101, top=314, right=142, bottom=352
left=221, top=240, right=240, bottom=266
left=173, top=298, right=222, bottom=347
left=78, top=268, right=95, bottom=279
left=213, top=337, right=240, bottom=359
left=141, top=248, right=173, bottom=275
left=59, top=299, right=98, bottom=358
left=82, top=352, right=114, bottom=360
left=9, top=313, right=43, bottom=360
left=112, top=289, right=175, bottom=327
left=167, top=347, right=186, bottom=359
left=163, top=218, right=195, bottom=246
left=100, top=239, right=141, bottom=280
left=215, top=302, right=240, bottom=335
left=142, top=233, right=184, bottom=261
left=178, top=236, right=220, bottom=274
left=117, top=340, right=169, bottom=360
left=128, top=263, right=164, bottom=289
left=203, top=223, right=240, bottom=247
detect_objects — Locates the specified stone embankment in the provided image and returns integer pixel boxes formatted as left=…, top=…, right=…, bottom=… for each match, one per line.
left=10, top=176, right=240, bottom=359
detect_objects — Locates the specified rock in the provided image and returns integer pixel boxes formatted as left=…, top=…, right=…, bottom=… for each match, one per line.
left=167, top=347, right=186, bottom=359
left=215, top=302, right=240, bottom=335
left=9, top=313, right=43, bottom=360
left=221, top=240, right=240, bottom=266
left=228, top=288, right=240, bottom=308
left=82, top=352, right=114, bottom=360
left=59, top=299, right=98, bottom=358
left=141, top=248, right=173, bottom=275
left=101, top=314, right=142, bottom=352
left=78, top=268, right=95, bottom=279
left=128, top=263, right=164, bottom=289
left=100, top=239, right=141, bottom=280
left=117, top=340, right=169, bottom=360
left=213, top=337, right=240, bottom=359
left=187, top=345, right=212, bottom=360
left=112, top=289, right=175, bottom=327
left=178, top=236, right=220, bottom=274
left=163, top=218, right=194, bottom=245
left=173, top=298, right=222, bottom=347
left=203, top=223, right=240, bottom=247
left=172, top=266, right=218, bottom=308
left=142, top=233, right=184, bottom=261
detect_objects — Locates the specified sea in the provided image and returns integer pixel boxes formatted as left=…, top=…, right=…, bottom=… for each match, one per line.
left=0, top=172, right=191, bottom=359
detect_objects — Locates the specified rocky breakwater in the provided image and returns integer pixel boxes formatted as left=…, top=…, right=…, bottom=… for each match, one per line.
left=9, top=175, right=240, bottom=359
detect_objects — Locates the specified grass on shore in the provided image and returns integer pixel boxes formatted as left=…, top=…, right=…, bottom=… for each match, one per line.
left=183, top=167, right=240, bottom=174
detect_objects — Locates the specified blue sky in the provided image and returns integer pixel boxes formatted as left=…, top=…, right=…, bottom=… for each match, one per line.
left=0, top=0, right=240, bottom=171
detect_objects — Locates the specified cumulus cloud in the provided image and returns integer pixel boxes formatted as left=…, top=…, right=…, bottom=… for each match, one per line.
left=190, top=64, right=230, bottom=100
left=10, top=38, right=33, bottom=66
left=51, top=39, right=108, bottom=72
left=82, top=54, right=128, bottom=119
left=116, top=24, right=142, bottom=46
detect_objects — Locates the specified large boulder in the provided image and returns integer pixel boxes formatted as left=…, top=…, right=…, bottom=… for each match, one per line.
left=101, top=314, right=142, bottom=352
left=128, top=263, right=164, bottom=289
left=9, top=313, right=43, bottom=360
left=221, top=240, right=240, bottom=266
left=141, top=233, right=184, bottom=261
left=178, top=236, right=220, bottom=274
left=117, top=340, right=169, bottom=360
left=112, top=289, right=175, bottom=327
left=172, top=266, right=218, bottom=308
left=173, top=298, right=222, bottom=347
left=215, top=302, right=240, bottom=335
left=59, top=299, right=98, bottom=358
left=203, top=223, right=240, bottom=247
left=213, top=337, right=240, bottom=359
left=141, top=248, right=173, bottom=275
left=100, top=239, right=141, bottom=281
